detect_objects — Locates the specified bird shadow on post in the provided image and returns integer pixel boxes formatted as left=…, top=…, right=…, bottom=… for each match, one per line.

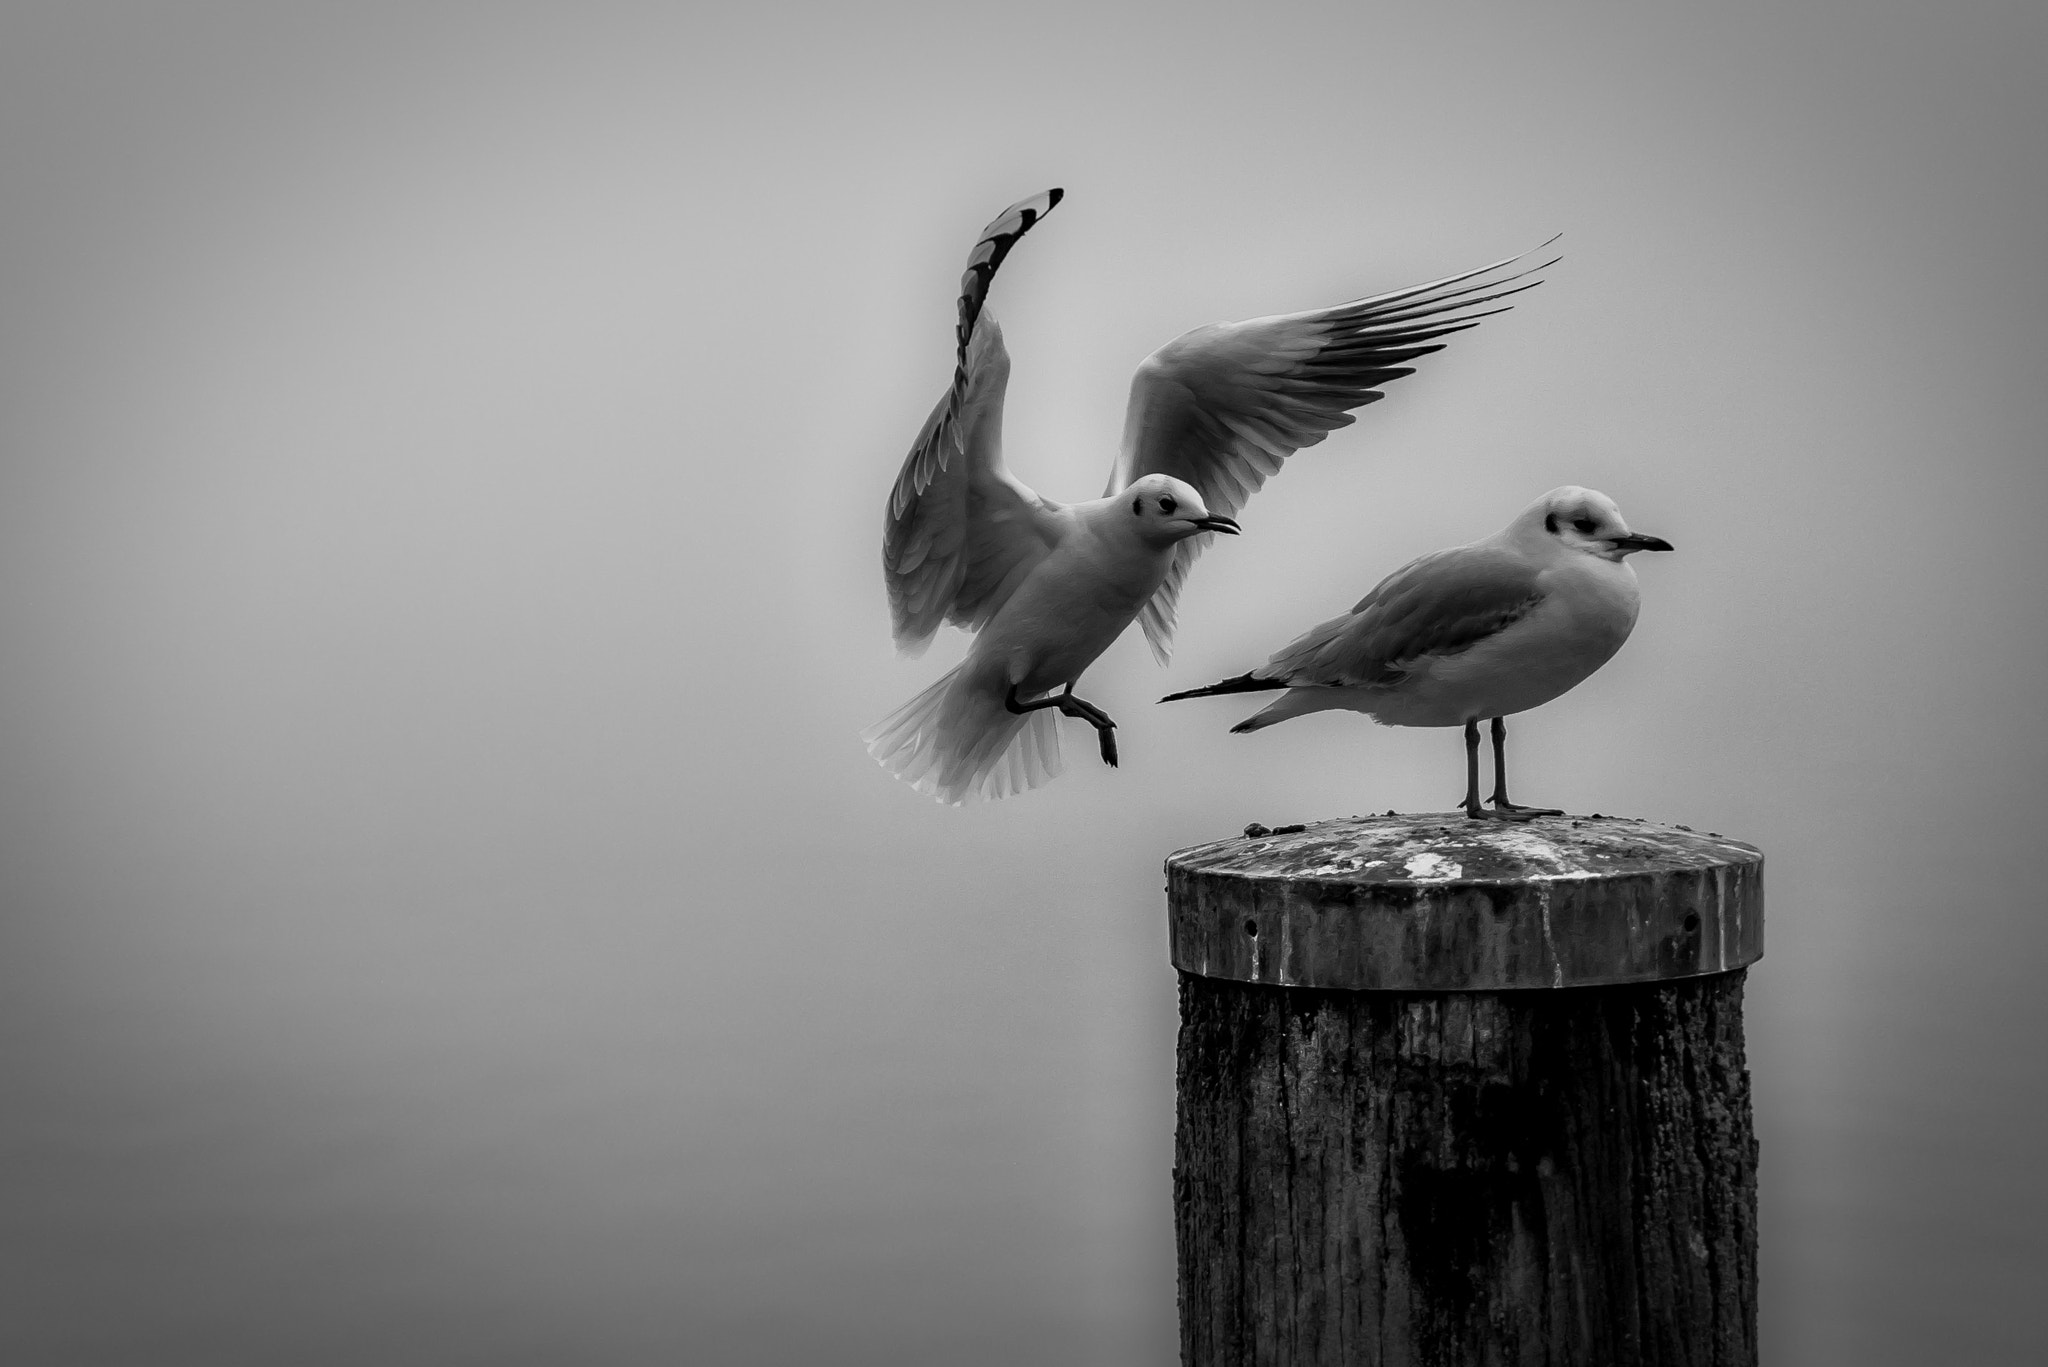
left=1165, top=813, right=1762, bottom=1367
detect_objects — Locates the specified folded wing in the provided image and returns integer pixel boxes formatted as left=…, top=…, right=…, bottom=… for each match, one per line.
left=884, top=190, right=1067, bottom=654
left=1108, top=243, right=1555, bottom=663
left=1265, top=545, right=1546, bottom=687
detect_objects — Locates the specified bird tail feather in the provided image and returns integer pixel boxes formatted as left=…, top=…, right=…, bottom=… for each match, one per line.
left=1227, top=686, right=1348, bottom=734
left=1158, top=671, right=1287, bottom=704
left=862, top=665, right=1065, bottom=805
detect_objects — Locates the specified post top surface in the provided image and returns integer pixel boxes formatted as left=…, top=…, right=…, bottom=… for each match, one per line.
left=1165, top=813, right=1763, bottom=991
left=1169, top=813, right=1761, bottom=890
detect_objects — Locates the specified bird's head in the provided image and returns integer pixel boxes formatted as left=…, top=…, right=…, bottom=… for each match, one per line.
left=1525, top=486, right=1673, bottom=563
left=1121, top=474, right=1241, bottom=545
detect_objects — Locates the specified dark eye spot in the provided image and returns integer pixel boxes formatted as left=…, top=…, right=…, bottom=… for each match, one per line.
left=1132, top=496, right=1143, bottom=516
left=1159, top=495, right=1178, bottom=515
left=1545, top=513, right=1560, bottom=535
left=1573, top=517, right=1597, bottom=534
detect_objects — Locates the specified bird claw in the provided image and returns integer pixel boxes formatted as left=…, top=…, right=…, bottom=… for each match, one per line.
left=1464, top=804, right=1544, bottom=823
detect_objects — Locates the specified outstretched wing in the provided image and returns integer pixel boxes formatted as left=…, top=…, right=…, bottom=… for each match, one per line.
left=1264, top=545, right=1545, bottom=687
left=884, top=190, right=1067, bottom=655
left=1108, top=242, right=1556, bottom=663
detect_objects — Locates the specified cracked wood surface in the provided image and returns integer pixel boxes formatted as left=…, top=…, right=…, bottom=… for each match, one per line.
left=1167, top=816, right=1762, bottom=1366
left=1174, top=973, right=1758, bottom=1367
left=1168, top=814, right=1762, bottom=991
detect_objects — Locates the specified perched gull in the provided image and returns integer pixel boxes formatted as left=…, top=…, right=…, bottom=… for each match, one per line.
left=865, top=189, right=1552, bottom=804
left=1161, top=487, right=1672, bottom=820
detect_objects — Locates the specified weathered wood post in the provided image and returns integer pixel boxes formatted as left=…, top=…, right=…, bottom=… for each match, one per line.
left=1167, top=814, right=1762, bottom=1367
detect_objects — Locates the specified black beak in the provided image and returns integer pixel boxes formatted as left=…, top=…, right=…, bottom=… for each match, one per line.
left=1610, top=532, right=1673, bottom=553
left=1194, top=515, right=1241, bottom=535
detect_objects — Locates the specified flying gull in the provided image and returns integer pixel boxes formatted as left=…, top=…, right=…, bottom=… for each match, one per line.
left=1161, top=486, right=1672, bottom=819
left=866, top=189, right=1552, bottom=804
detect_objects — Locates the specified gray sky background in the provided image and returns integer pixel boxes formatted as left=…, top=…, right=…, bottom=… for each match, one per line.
left=2, top=3, right=2043, bottom=1363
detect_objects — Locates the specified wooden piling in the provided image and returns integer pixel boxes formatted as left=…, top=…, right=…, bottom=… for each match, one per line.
left=1166, top=813, right=1762, bottom=1367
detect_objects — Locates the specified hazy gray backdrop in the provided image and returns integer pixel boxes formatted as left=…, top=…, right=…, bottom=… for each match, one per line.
left=3, top=3, right=2043, bottom=1363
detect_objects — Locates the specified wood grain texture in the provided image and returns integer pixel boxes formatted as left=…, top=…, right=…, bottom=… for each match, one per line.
left=1173, top=971, right=1757, bottom=1367
left=1169, top=815, right=1762, bottom=990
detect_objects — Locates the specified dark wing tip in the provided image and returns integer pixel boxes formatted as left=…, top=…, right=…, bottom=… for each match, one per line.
left=981, top=188, right=1064, bottom=240
left=954, top=188, right=1067, bottom=365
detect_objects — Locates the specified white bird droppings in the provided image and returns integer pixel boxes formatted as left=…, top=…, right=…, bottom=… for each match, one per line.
left=1403, top=852, right=1463, bottom=881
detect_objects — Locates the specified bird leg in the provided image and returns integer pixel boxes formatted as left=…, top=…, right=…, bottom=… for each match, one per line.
left=1058, top=686, right=1121, bottom=767
left=1461, top=717, right=1541, bottom=821
left=1006, top=684, right=1119, bottom=768
left=1488, top=716, right=1562, bottom=816
left=1460, top=718, right=1488, bottom=818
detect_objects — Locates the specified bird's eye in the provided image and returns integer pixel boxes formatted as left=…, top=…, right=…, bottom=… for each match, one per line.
left=1132, top=496, right=1143, bottom=516
left=1572, top=517, right=1597, bottom=534
left=1159, top=495, right=1178, bottom=515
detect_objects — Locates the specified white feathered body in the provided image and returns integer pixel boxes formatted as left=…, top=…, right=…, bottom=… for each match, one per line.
left=866, top=499, right=1190, bottom=804
left=1224, top=490, right=1656, bottom=735
left=1397, top=555, right=1637, bottom=723
left=1250, top=555, right=1639, bottom=730
left=974, top=502, right=1178, bottom=693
